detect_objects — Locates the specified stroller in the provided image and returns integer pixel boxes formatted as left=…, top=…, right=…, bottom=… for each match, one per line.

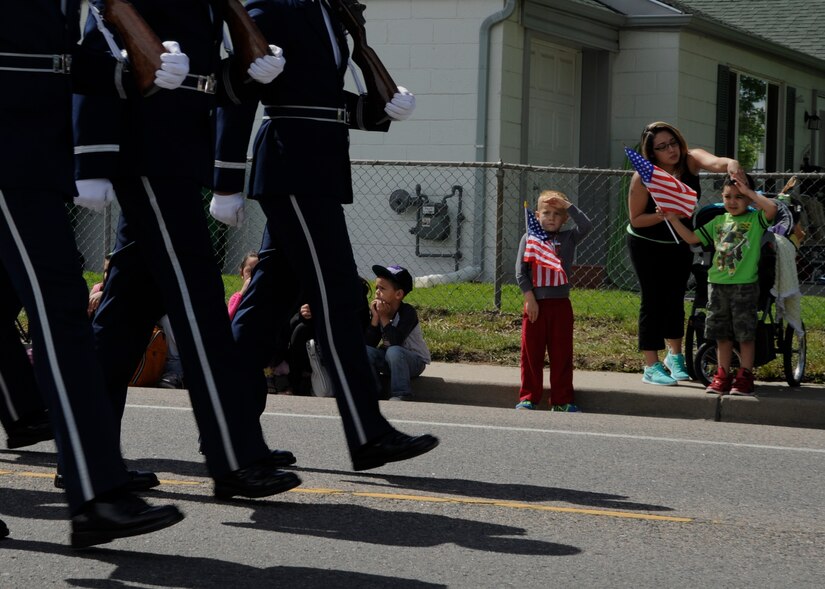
left=685, top=193, right=807, bottom=387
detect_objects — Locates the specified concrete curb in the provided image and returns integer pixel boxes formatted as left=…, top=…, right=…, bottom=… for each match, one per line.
left=411, top=362, right=825, bottom=429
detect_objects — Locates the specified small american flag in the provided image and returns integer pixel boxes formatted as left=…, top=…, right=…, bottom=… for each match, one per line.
left=523, top=203, right=567, bottom=287
left=624, top=147, right=697, bottom=217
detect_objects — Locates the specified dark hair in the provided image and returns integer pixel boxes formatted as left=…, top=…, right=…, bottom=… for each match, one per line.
left=640, top=121, right=689, bottom=176
left=238, top=251, right=259, bottom=273
left=723, top=173, right=755, bottom=190
left=359, top=276, right=372, bottom=298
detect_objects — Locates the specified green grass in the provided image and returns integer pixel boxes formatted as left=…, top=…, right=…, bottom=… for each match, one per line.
left=16, top=273, right=820, bottom=384
left=406, top=282, right=824, bottom=384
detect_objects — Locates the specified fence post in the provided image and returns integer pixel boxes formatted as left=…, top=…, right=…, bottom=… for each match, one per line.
left=103, top=204, right=112, bottom=261
left=493, top=161, right=505, bottom=311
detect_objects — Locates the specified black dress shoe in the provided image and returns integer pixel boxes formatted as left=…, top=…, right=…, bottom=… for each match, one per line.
left=352, top=430, right=439, bottom=471
left=125, top=470, right=161, bottom=492
left=0, top=518, right=8, bottom=539
left=70, top=491, right=184, bottom=549
left=214, top=464, right=302, bottom=500
left=6, top=411, right=53, bottom=449
left=55, top=470, right=160, bottom=492
left=265, top=449, right=297, bottom=468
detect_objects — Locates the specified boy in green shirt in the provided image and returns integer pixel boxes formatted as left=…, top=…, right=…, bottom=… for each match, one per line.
left=667, top=170, right=777, bottom=395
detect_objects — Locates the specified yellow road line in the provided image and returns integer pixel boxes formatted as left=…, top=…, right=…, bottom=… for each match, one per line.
left=18, top=472, right=53, bottom=480
left=2, top=470, right=691, bottom=522
left=0, top=470, right=199, bottom=487
left=157, top=479, right=202, bottom=487
left=291, top=489, right=692, bottom=522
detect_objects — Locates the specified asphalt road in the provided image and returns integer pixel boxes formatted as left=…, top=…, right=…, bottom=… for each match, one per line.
left=2, top=389, right=824, bottom=588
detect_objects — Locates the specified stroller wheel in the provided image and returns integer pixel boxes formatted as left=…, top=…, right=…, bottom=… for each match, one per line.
left=693, top=341, right=741, bottom=386
left=685, top=311, right=705, bottom=380
left=782, top=322, right=806, bottom=387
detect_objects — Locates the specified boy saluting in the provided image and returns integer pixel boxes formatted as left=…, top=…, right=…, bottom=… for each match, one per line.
left=666, top=169, right=777, bottom=396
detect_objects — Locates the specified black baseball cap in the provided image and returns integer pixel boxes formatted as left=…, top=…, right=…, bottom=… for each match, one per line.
left=372, top=264, right=413, bottom=294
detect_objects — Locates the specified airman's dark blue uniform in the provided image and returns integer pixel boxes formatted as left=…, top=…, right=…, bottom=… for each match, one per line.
left=0, top=0, right=135, bottom=513
left=0, top=321, right=50, bottom=446
left=73, top=0, right=283, bottom=479
left=215, top=0, right=432, bottom=465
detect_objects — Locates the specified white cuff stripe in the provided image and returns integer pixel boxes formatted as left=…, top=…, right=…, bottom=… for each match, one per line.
left=74, top=145, right=120, bottom=155
left=215, top=160, right=247, bottom=170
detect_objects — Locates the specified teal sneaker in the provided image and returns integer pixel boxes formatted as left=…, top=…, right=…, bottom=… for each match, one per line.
left=515, top=400, right=536, bottom=410
left=664, top=352, right=691, bottom=381
left=642, top=362, right=678, bottom=386
left=550, top=403, right=580, bottom=412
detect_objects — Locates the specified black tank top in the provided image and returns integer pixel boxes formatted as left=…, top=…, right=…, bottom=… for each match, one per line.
left=632, top=168, right=701, bottom=242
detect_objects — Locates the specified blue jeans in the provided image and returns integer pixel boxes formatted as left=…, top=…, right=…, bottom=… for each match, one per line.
left=366, top=345, right=426, bottom=398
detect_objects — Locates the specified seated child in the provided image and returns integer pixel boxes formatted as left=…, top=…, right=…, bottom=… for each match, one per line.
left=667, top=169, right=777, bottom=395
left=228, top=251, right=291, bottom=393
left=227, top=252, right=259, bottom=320
left=364, top=265, right=430, bottom=401
left=289, top=278, right=371, bottom=396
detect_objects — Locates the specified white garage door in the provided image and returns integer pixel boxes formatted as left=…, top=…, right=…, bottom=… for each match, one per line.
left=527, top=39, right=581, bottom=167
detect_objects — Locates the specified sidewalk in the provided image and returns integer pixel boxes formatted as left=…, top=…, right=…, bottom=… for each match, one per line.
left=411, top=362, right=825, bottom=429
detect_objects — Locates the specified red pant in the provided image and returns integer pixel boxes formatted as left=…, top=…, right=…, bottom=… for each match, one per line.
left=519, top=298, right=574, bottom=406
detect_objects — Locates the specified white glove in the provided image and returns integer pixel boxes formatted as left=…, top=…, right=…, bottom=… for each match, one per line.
left=74, top=178, right=116, bottom=213
left=384, top=86, right=416, bottom=121
left=154, top=41, right=189, bottom=90
left=209, top=193, right=245, bottom=227
left=247, top=45, right=285, bottom=84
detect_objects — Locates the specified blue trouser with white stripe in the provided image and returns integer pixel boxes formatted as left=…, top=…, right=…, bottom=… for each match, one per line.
left=233, top=196, right=393, bottom=456
left=0, top=188, right=128, bottom=513
left=92, top=176, right=269, bottom=478
left=0, top=320, right=46, bottom=432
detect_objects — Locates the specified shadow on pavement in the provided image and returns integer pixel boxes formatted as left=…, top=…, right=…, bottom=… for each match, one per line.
left=294, top=467, right=675, bottom=512
left=0, top=487, right=68, bottom=521
left=231, top=502, right=581, bottom=556
left=3, top=539, right=449, bottom=589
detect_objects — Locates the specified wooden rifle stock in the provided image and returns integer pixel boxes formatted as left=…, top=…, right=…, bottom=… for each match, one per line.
left=333, top=0, right=398, bottom=121
left=102, top=0, right=165, bottom=96
left=224, top=0, right=272, bottom=71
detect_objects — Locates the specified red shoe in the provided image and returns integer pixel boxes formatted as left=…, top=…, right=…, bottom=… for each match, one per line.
left=730, top=368, right=755, bottom=396
left=706, top=367, right=732, bottom=394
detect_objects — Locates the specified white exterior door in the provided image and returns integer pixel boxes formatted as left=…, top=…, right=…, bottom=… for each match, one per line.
left=527, top=39, right=581, bottom=167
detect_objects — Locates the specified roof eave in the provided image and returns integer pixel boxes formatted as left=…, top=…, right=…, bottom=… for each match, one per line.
left=622, top=13, right=825, bottom=75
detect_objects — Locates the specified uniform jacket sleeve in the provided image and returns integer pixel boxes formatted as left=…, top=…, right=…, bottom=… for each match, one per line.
left=72, top=2, right=133, bottom=180
left=345, top=91, right=391, bottom=132
left=214, top=98, right=258, bottom=193
left=73, top=92, right=124, bottom=180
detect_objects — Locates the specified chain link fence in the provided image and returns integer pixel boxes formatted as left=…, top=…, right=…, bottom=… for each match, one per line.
left=66, top=161, right=825, bottom=377
left=70, top=162, right=825, bottom=310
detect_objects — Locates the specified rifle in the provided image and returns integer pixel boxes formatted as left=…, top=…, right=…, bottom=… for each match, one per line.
left=101, top=0, right=165, bottom=96
left=224, top=0, right=273, bottom=72
left=332, top=0, right=398, bottom=122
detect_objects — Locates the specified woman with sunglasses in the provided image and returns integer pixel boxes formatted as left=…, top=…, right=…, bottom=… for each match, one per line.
left=627, top=121, right=741, bottom=386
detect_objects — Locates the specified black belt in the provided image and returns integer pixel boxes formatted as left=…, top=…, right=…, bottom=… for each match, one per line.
left=179, top=73, right=216, bottom=94
left=0, top=52, right=71, bottom=74
left=263, top=105, right=349, bottom=124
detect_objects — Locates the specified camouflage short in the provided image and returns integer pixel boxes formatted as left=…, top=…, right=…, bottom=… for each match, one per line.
left=705, top=282, right=759, bottom=342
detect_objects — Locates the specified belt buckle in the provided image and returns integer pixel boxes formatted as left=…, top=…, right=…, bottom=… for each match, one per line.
left=197, top=74, right=216, bottom=94
left=52, top=54, right=71, bottom=74
left=337, top=108, right=349, bottom=124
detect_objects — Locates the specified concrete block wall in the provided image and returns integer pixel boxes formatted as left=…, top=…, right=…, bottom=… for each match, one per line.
left=347, top=0, right=506, bottom=163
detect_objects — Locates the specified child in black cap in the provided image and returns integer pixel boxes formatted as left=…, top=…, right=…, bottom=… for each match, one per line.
left=365, top=265, right=431, bottom=400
